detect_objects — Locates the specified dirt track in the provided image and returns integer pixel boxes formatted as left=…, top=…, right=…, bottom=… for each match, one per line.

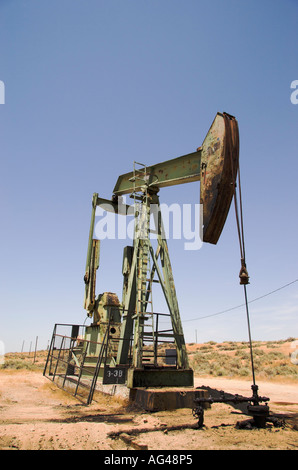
left=0, top=370, right=297, bottom=451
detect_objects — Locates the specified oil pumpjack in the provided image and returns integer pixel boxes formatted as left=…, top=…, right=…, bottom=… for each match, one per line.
left=45, top=111, right=276, bottom=425
left=82, top=112, right=239, bottom=390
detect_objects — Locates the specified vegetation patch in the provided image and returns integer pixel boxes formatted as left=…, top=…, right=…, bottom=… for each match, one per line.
left=187, top=338, right=298, bottom=381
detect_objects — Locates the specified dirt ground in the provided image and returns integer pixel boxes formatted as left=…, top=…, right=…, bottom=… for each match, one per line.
left=0, top=369, right=297, bottom=451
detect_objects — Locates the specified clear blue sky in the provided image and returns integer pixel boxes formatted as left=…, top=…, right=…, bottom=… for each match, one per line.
left=1, top=0, right=297, bottom=353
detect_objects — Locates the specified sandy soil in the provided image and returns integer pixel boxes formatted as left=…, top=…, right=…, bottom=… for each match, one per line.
left=0, top=370, right=297, bottom=451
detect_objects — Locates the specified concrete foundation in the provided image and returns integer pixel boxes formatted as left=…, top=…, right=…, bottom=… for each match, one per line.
left=55, top=375, right=208, bottom=412
left=129, top=387, right=209, bottom=412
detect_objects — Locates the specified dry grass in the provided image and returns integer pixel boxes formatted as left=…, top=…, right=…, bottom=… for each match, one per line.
left=1, top=350, right=48, bottom=371
left=187, top=337, right=298, bottom=381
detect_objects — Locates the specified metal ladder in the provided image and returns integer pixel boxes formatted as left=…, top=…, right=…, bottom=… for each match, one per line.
left=130, top=162, right=156, bottom=368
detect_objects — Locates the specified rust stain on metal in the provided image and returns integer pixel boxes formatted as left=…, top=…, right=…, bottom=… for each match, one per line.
left=200, top=112, right=239, bottom=245
left=101, top=292, right=120, bottom=307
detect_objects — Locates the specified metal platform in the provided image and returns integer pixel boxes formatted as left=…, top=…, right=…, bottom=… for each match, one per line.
left=126, top=367, right=194, bottom=388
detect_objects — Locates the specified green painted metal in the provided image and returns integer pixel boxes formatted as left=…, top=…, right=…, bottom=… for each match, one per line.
left=133, top=195, right=152, bottom=369
left=83, top=194, right=131, bottom=314
left=113, top=151, right=202, bottom=196
left=85, top=168, right=192, bottom=377
left=84, top=193, right=100, bottom=313
left=84, top=193, right=98, bottom=279
left=116, top=177, right=189, bottom=372
left=82, top=111, right=240, bottom=390
left=150, top=198, right=189, bottom=369
left=127, top=368, right=194, bottom=388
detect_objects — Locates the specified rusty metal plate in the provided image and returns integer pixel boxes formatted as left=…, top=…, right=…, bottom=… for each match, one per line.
left=200, top=112, right=239, bottom=244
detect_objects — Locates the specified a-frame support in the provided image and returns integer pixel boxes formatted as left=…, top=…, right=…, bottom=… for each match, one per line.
left=116, top=181, right=190, bottom=381
left=83, top=113, right=239, bottom=389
